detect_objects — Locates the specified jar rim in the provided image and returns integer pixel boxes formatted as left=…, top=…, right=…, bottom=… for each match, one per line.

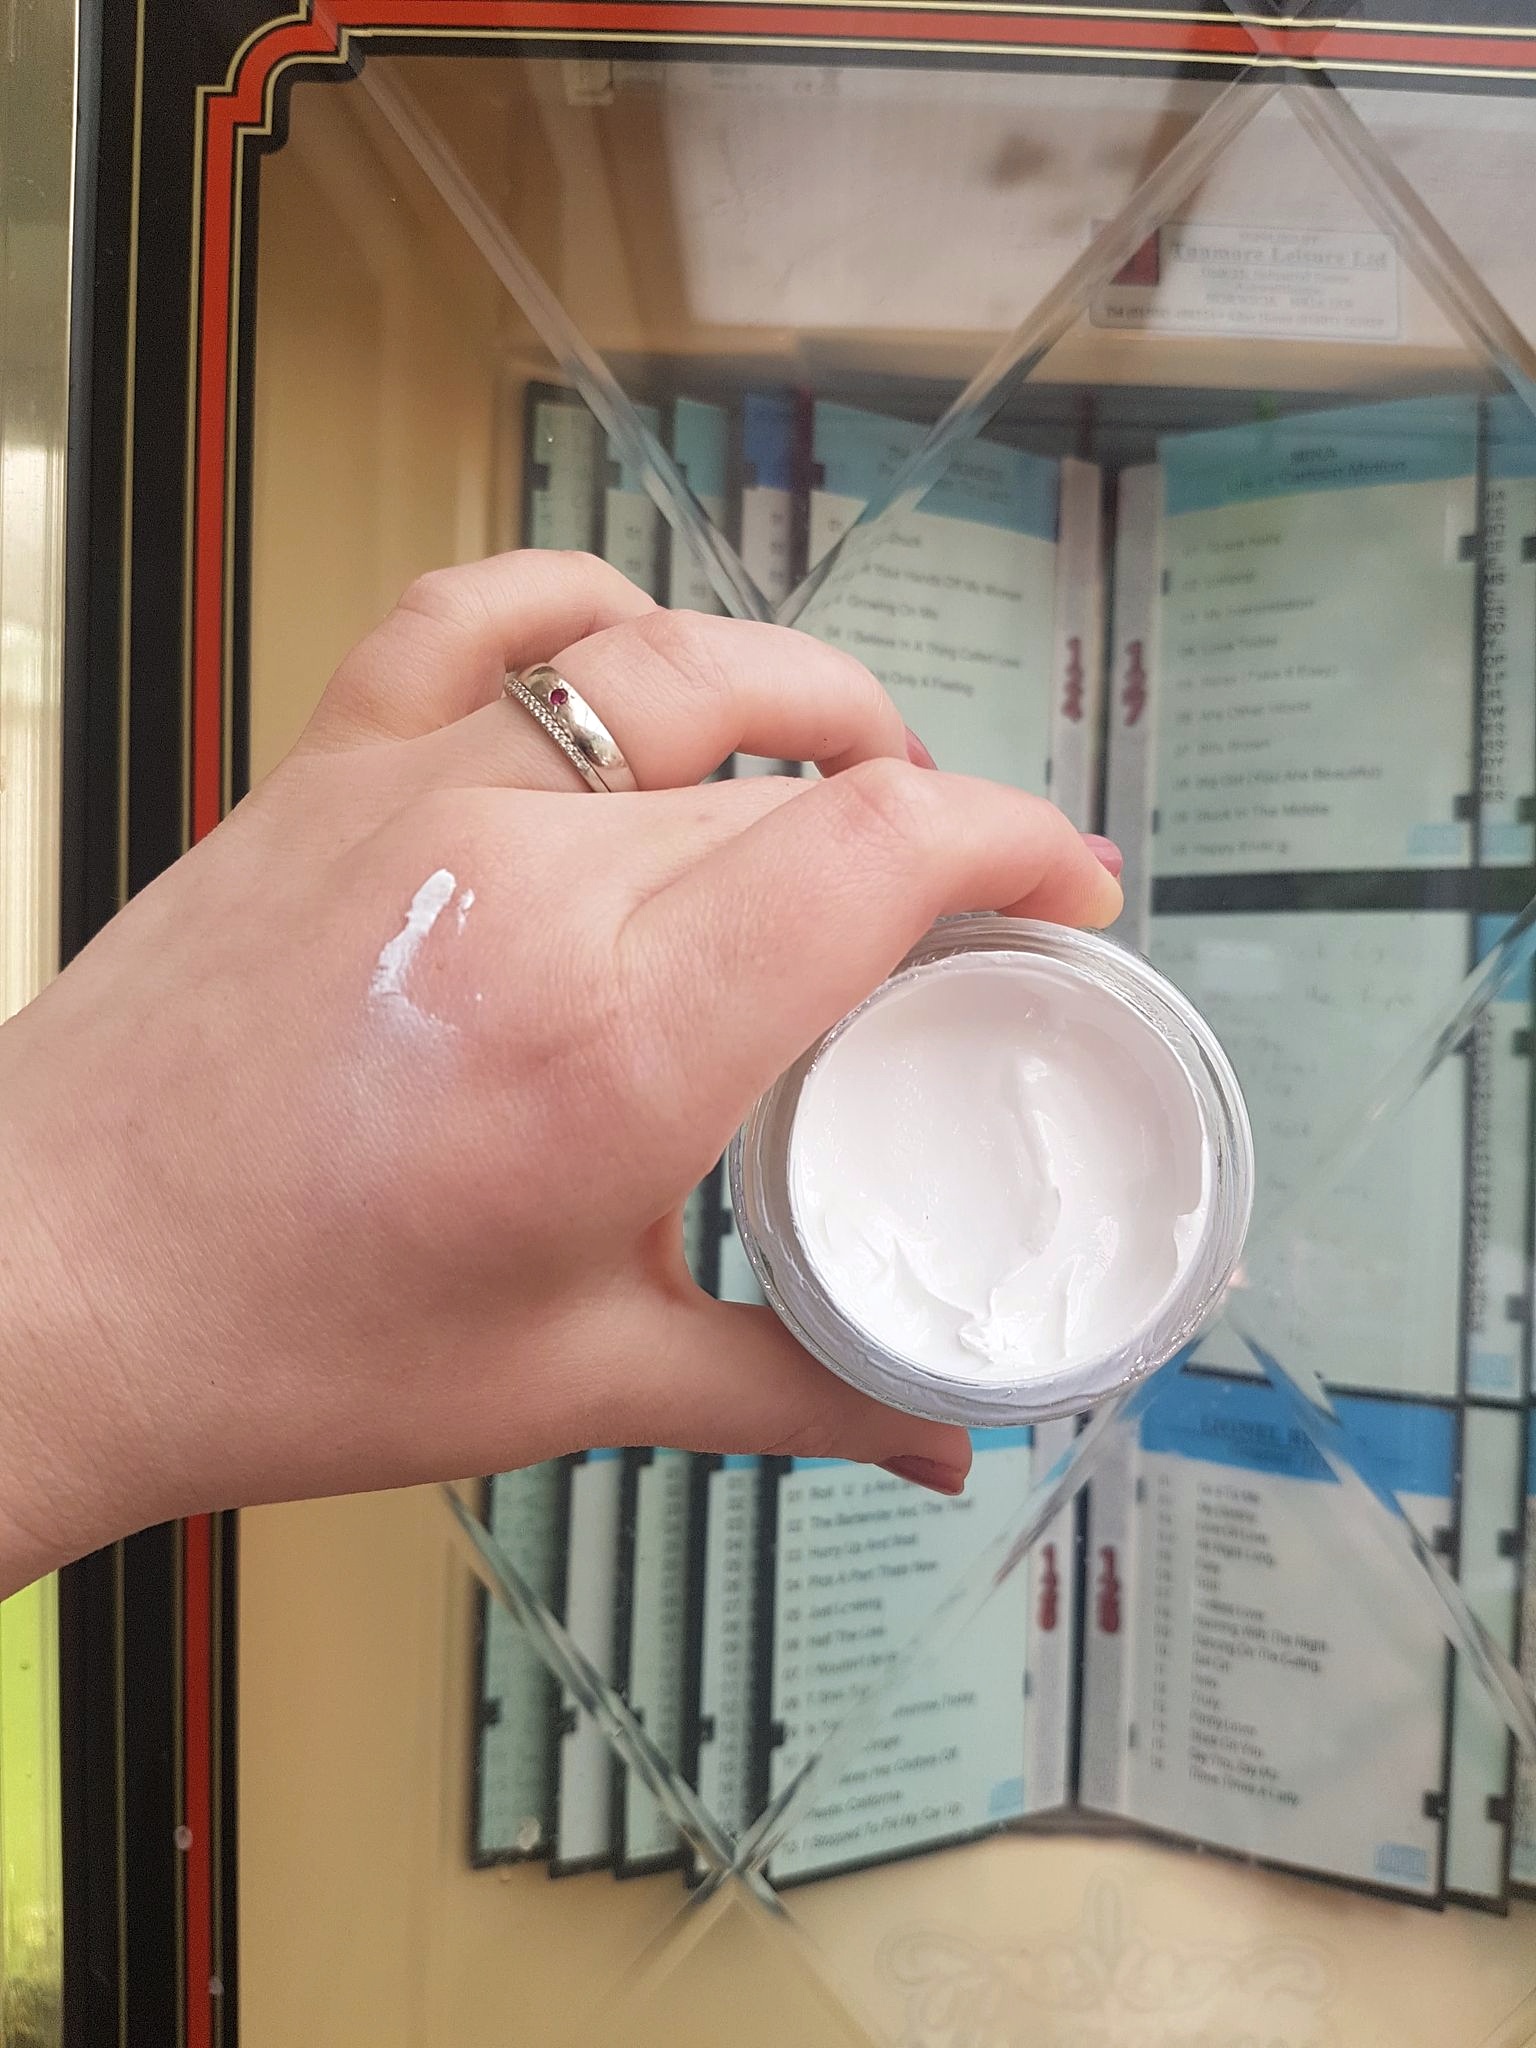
left=730, top=914, right=1255, bottom=1427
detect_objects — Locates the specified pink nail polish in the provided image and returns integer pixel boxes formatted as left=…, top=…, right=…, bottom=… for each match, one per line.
left=879, top=1455, right=967, bottom=1497
left=1082, top=833, right=1124, bottom=879
left=905, top=728, right=937, bottom=770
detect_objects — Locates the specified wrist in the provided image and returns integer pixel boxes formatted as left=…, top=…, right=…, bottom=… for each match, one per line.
left=0, top=1204, right=94, bottom=1597
left=0, top=1029, right=154, bottom=1594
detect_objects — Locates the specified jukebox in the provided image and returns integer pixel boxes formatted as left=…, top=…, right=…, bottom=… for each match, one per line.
left=6, top=2, right=1536, bottom=2043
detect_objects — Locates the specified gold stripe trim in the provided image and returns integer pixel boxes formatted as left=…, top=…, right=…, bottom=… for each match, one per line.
left=116, top=0, right=148, bottom=906
left=210, top=1517, right=225, bottom=2048
left=181, top=85, right=210, bottom=853
left=173, top=1526, right=186, bottom=2048
left=113, top=1544, right=127, bottom=2048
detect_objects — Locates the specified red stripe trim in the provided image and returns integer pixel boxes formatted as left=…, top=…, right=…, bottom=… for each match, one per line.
left=325, top=0, right=1263, bottom=53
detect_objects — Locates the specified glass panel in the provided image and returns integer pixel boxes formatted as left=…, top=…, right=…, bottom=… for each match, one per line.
left=234, top=42, right=1536, bottom=2047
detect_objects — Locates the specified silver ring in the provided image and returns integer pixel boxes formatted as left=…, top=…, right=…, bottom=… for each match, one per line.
left=502, top=665, right=638, bottom=794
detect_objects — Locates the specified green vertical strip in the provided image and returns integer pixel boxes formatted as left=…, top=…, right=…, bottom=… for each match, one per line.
left=0, top=0, right=76, bottom=2034
left=0, top=1577, right=64, bottom=2047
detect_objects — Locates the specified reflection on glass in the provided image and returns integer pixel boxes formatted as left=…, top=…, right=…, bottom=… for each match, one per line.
left=235, top=47, right=1536, bottom=2048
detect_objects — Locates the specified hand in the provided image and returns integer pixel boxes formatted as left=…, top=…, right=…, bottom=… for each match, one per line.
left=0, top=550, right=1121, bottom=1594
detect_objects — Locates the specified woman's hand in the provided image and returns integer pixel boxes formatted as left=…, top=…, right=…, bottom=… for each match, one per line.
left=0, top=550, right=1120, bottom=1594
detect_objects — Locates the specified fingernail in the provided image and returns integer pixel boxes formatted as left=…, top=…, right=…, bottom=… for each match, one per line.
left=1082, top=833, right=1124, bottom=879
left=879, top=1455, right=967, bottom=1497
left=904, top=728, right=937, bottom=770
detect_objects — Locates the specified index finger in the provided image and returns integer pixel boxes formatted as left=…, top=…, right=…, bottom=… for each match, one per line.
left=306, top=550, right=657, bottom=747
left=417, top=610, right=913, bottom=794
left=628, top=761, right=1123, bottom=1123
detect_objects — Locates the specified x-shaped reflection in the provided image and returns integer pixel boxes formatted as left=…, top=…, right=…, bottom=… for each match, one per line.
left=358, top=60, right=776, bottom=625
left=1219, top=0, right=1357, bottom=58
left=383, top=20, right=1536, bottom=1893
left=361, top=55, right=1282, bottom=636
left=726, top=901, right=1536, bottom=1873
left=444, top=891, right=1536, bottom=1906
left=443, top=1484, right=771, bottom=1896
left=362, top=51, right=1536, bottom=662
left=1280, top=76, right=1536, bottom=404
left=770, top=893, right=1536, bottom=1842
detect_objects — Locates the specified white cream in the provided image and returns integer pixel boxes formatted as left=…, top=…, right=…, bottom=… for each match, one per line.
left=371, top=868, right=458, bottom=1002
left=787, top=951, right=1212, bottom=1385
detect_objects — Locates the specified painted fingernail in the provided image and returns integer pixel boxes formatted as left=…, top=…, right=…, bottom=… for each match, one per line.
left=879, top=1455, right=967, bottom=1497
left=1082, top=833, right=1124, bottom=879
left=905, top=728, right=937, bottom=770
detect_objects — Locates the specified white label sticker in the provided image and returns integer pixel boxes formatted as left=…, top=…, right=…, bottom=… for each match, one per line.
left=1090, top=223, right=1399, bottom=343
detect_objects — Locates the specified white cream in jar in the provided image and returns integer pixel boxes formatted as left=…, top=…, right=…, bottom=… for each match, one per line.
left=731, top=918, right=1252, bottom=1426
left=788, top=951, right=1212, bottom=1385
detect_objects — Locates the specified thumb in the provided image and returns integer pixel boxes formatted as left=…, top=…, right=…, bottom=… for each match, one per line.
left=611, top=1295, right=973, bottom=1496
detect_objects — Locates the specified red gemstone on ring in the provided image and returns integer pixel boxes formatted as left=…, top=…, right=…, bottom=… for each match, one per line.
left=549, top=686, right=569, bottom=708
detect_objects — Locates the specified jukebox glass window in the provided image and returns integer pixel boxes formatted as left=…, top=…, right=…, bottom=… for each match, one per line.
left=222, top=36, right=1536, bottom=2048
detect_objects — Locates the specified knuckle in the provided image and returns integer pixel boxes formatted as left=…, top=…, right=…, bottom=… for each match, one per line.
left=761, top=1401, right=853, bottom=1463
left=807, top=632, right=886, bottom=703
left=397, top=549, right=623, bottom=634
left=787, top=634, right=893, bottom=751
left=631, top=609, right=733, bottom=703
left=1015, top=789, right=1076, bottom=857
left=548, top=548, right=612, bottom=585
left=395, top=563, right=471, bottom=627
left=830, top=756, right=937, bottom=859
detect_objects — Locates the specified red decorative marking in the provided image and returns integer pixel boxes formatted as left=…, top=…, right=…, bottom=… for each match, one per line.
left=1096, top=1544, right=1122, bottom=1635
left=1122, top=638, right=1148, bottom=729
left=1037, top=1541, right=1060, bottom=1632
left=1060, top=635, right=1084, bottom=724
left=549, top=686, right=569, bottom=706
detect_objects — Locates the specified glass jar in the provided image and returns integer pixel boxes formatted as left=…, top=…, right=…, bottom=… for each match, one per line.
left=731, top=913, right=1254, bottom=1426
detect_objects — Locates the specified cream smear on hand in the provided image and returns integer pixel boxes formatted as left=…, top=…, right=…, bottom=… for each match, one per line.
left=731, top=917, right=1252, bottom=1426
left=369, top=868, right=477, bottom=1034
left=788, top=953, right=1211, bottom=1384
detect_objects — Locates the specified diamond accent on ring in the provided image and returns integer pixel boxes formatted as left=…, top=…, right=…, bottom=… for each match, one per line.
left=503, top=666, right=636, bottom=794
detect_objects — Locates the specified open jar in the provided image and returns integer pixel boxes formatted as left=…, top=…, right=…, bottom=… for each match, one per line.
left=730, top=914, right=1254, bottom=1427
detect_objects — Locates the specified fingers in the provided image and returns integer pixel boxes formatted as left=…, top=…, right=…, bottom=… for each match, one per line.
left=630, top=761, right=1123, bottom=1118
left=412, top=610, right=910, bottom=794
left=306, top=551, right=657, bottom=746
left=489, top=776, right=810, bottom=913
left=600, top=1295, right=973, bottom=1488
left=596, top=777, right=808, bottom=898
